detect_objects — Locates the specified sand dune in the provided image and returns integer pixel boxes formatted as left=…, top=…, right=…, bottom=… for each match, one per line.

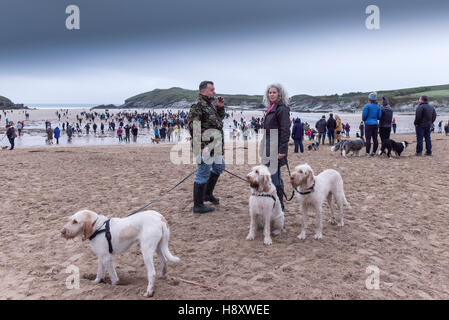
left=0, top=135, right=448, bottom=299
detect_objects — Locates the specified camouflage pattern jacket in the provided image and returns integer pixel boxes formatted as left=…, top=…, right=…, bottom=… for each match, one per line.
left=188, top=94, right=225, bottom=156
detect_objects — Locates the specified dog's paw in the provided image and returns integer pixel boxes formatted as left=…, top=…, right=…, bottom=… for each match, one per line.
left=264, top=237, right=273, bottom=245
left=92, top=278, right=102, bottom=284
left=142, top=290, right=154, bottom=298
left=271, top=229, right=282, bottom=236
left=246, top=233, right=255, bottom=241
left=337, top=221, right=344, bottom=227
left=328, top=218, right=337, bottom=225
left=314, top=231, right=323, bottom=239
left=111, top=278, right=120, bottom=286
left=297, top=231, right=306, bottom=240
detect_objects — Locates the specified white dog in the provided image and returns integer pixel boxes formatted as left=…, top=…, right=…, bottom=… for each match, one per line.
left=290, top=164, right=350, bottom=240
left=60, top=209, right=180, bottom=297
left=246, top=165, right=285, bottom=245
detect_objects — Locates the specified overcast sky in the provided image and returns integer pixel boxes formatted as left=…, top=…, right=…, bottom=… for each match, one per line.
left=1, top=0, right=449, bottom=104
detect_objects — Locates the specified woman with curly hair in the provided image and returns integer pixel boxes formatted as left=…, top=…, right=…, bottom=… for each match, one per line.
left=260, top=83, right=291, bottom=211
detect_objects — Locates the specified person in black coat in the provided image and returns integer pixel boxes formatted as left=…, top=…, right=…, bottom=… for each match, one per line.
left=326, top=113, right=337, bottom=145
left=379, top=96, right=393, bottom=144
left=6, top=123, right=16, bottom=150
left=414, top=95, right=437, bottom=156
left=291, top=118, right=304, bottom=153
left=260, top=84, right=291, bottom=211
left=315, top=116, right=327, bottom=145
left=359, top=121, right=365, bottom=139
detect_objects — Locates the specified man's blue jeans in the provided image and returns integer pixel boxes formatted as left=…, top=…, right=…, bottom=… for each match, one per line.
left=294, top=139, right=304, bottom=153
left=318, top=133, right=325, bottom=144
left=327, top=130, right=335, bottom=145
left=416, top=126, right=432, bottom=155
left=194, top=155, right=225, bottom=184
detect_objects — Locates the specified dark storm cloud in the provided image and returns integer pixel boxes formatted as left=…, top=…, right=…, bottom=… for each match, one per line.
left=1, top=0, right=447, bottom=55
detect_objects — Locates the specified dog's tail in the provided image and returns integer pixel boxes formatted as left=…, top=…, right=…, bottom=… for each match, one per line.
left=160, top=222, right=180, bottom=263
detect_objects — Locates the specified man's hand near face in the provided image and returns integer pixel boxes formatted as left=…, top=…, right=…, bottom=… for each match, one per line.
left=216, top=96, right=225, bottom=108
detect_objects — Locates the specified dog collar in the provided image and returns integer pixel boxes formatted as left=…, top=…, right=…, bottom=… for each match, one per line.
left=297, top=183, right=315, bottom=195
left=89, top=219, right=113, bottom=254
left=251, top=192, right=277, bottom=209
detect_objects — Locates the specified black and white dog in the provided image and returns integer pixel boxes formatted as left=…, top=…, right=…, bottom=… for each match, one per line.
left=331, top=138, right=365, bottom=158
left=308, top=142, right=320, bottom=151
left=379, top=139, right=409, bottom=158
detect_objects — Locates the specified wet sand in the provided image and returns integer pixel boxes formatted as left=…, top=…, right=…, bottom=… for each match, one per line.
left=0, top=134, right=448, bottom=299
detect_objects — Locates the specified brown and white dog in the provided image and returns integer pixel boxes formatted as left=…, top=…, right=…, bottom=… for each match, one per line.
left=290, top=164, right=350, bottom=240
left=246, top=165, right=284, bottom=245
left=60, top=209, right=179, bottom=297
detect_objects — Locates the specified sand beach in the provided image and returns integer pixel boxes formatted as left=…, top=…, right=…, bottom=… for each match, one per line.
left=0, top=130, right=448, bottom=299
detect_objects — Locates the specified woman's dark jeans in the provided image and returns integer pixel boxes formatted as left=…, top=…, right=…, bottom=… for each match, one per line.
left=365, top=124, right=379, bottom=154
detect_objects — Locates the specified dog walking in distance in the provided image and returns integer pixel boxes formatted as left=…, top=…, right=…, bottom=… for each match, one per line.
left=61, top=209, right=179, bottom=297
left=379, top=139, right=409, bottom=158
left=246, top=165, right=285, bottom=245
left=331, top=138, right=365, bottom=158
left=290, top=164, right=351, bottom=240
left=307, top=142, right=320, bottom=151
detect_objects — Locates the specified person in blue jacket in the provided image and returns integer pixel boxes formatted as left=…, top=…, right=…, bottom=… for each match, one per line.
left=53, top=126, right=61, bottom=145
left=362, top=92, right=382, bottom=156
left=291, top=118, right=304, bottom=153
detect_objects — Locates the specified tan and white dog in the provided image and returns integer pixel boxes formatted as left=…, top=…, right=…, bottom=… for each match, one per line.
left=246, top=165, right=285, bottom=245
left=60, top=209, right=179, bottom=297
left=290, top=164, right=350, bottom=240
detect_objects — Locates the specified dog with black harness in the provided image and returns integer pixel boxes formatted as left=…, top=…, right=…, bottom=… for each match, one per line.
left=61, top=209, right=180, bottom=297
left=246, top=165, right=285, bottom=245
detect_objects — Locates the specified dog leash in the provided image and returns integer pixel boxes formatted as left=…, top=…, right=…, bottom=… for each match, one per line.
left=222, top=168, right=248, bottom=182
left=223, top=162, right=298, bottom=202
left=283, top=162, right=297, bottom=201
left=223, top=162, right=298, bottom=201
left=127, top=169, right=197, bottom=217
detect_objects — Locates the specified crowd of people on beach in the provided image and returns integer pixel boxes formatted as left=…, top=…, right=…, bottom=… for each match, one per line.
left=288, top=93, right=441, bottom=157
left=38, top=109, right=190, bottom=145
left=1, top=94, right=448, bottom=152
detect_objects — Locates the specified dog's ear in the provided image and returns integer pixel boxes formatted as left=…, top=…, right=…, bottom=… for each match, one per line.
left=82, top=212, right=94, bottom=241
left=262, top=175, right=271, bottom=192
left=306, top=170, right=315, bottom=188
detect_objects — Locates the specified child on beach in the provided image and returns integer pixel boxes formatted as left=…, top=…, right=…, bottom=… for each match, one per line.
left=117, top=127, right=123, bottom=141
left=54, top=126, right=60, bottom=144
left=46, top=127, right=53, bottom=144
left=132, top=125, right=138, bottom=142
left=6, top=123, right=16, bottom=150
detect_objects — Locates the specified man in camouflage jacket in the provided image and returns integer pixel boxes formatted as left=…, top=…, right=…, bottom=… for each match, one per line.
left=188, top=80, right=225, bottom=214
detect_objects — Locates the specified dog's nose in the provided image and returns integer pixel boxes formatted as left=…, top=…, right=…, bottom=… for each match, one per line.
left=61, top=228, right=66, bottom=235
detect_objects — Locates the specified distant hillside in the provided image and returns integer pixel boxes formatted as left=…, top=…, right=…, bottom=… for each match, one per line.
left=289, top=84, right=449, bottom=112
left=123, top=87, right=263, bottom=109
left=94, top=84, right=449, bottom=112
left=0, top=95, right=13, bottom=108
left=0, top=95, right=28, bottom=109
